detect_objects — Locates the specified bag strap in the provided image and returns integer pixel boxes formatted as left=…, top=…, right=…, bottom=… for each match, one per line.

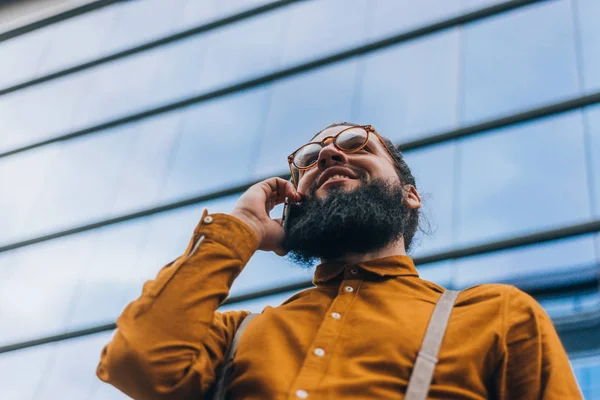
left=405, top=290, right=460, bottom=400
left=211, top=313, right=257, bottom=400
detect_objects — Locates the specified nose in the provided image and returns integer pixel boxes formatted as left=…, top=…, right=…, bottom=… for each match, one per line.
left=316, top=138, right=348, bottom=171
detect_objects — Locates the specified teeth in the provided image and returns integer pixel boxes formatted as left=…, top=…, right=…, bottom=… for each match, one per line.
left=327, top=174, right=349, bottom=181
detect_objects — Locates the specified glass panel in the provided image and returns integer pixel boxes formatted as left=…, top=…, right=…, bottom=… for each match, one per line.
left=160, top=89, right=270, bottom=203
left=404, top=143, right=455, bottom=256
left=586, top=105, right=600, bottom=217
left=0, top=229, right=98, bottom=345
left=215, top=0, right=275, bottom=17
left=277, top=0, right=368, bottom=67
left=416, top=260, right=455, bottom=288
left=253, top=61, right=360, bottom=178
left=0, top=143, right=61, bottom=245
left=454, top=235, right=596, bottom=294
left=0, top=342, right=56, bottom=399
left=98, top=0, right=188, bottom=55
left=367, top=0, right=464, bottom=40
left=461, top=1, right=579, bottom=123
left=35, top=332, right=115, bottom=400
left=575, top=0, right=600, bottom=93
left=573, top=354, right=600, bottom=399
left=13, top=124, right=141, bottom=242
left=193, top=10, right=285, bottom=94
left=355, top=30, right=460, bottom=142
left=0, top=28, right=49, bottom=88
left=174, top=0, right=219, bottom=31
left=0, top=72, right=89, bottom=153
left=35, top=6, right=119, bottom=76
left=456, top=112, right=591, bottom=246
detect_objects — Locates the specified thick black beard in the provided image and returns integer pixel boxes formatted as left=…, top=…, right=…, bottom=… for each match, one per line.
left=283, top=178, right=407, bottom=268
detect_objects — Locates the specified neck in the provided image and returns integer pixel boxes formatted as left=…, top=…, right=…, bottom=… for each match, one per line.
left=321, top=238, right=407, bottom=265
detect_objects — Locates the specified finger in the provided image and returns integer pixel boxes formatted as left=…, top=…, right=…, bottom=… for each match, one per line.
left=264, top=177, right=301, bottom=204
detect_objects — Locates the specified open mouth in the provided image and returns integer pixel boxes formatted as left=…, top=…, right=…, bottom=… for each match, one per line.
left=317, top=167, right=359, bottom=188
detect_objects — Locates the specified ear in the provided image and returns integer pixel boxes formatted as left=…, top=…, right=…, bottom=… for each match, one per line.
left=402, top=185, right=422, bottom=210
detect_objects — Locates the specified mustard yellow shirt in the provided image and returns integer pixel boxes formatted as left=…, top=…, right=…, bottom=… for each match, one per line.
left=97, top=211, right=582, bottom=399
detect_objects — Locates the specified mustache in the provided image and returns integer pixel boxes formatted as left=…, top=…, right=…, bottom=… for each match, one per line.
left=306, top=164, right=368, bottom=196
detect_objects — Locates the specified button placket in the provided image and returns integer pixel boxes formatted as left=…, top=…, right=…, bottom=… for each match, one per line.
left=289, top=279, right=362, bottom=398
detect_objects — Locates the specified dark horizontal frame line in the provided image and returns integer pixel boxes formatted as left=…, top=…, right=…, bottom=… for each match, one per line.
left=0, top=0, right=306, bottom=97
left=0, top=0, right=121, bottom=43
left=1, top=90, right=599, bottom=255
left=0, top=0, right=547, bottom=160
left=1, top=219, right=598, bottom=354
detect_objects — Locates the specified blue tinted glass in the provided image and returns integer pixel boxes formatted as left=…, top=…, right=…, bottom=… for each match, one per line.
left=403, top=143, right=455, bottom=256
left=0, top=196, right=239, bottom=343
left=356, top=31, right=460, bottom=141
left=99, top=0, right=187, bottom=55
left=573, top=355, right=600, bottom=398
left=0, top=28, right=49, bottom=88
left=11, top=124, right=141, bottom=242
left=0, top=73, right=88, bottom=152
left=575, top=0, right=600, bottom=92
left=194, top=10, right=285, bottom=94
left=454, top=235, right=596, bottom=292
left=0, top=342, right=56, bottom=399
left=461, top=1, right=579, bottom=123
left=277, top=0, right=367, bottom=67
left=215, top=0, right=274, bottom=17
left=0, top=143, right=61, bottom=245
left=456, top=112, right=591, bottom=245
left=253, top=61, right=359, bottom=178
left=586, top=105, right=600, bottom=217
left=367, top=0, right=463, bottom=40
left=34, top=332, right=115, bottom=400
left=0, top=228, right=99, bottom=345
left=35, top=6, right=118, bottom=76
left=416, top=260, right=455, bottom=288
left=161, top=89, right=269, bottom=203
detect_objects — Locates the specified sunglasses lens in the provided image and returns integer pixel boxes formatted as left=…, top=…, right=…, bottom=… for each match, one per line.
left=336, top=128, right=368, bottom=151
left=294, top=143, right=322, bottom=168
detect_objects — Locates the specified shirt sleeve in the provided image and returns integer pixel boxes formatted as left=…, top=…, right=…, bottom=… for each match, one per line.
left=96, top=210, right=259, bottom=400
left=495, top=286, right=583, bottom=399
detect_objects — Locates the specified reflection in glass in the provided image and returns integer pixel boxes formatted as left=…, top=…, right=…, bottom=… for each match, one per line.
left=277, top=0, right=368, bottom=67
left=454, top=235, right=596, bottom=296
left=456, top=112, right=591, bottom=245
left=253, top=61, right=359, bottom=178
left=461, top=1, right=579, bottom=123
left=404, top=143, right=455, bottom=256
left=0, top=343, right=55, bottom=400
left=575, top=0, right=600, bottom=93
left=356, top=31, right=460, bottom=142
left=161, top=89, right=269, bottom=203
left=0, top=28, right=49, bottom=88
left=585, top=106, right=600, bottom=217
left=367, top=0, right=463, bottom=40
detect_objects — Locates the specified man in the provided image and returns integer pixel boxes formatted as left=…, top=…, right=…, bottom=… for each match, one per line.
left=97, top=123, right=582, bottom=399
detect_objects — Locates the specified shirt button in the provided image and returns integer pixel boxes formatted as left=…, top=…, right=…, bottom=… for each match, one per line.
left=314, top=348, right=325, bottom=357
left=331, top=312, right=341, bottom=319
left=349, top=267, right=359, bottom=275
left=296, top=389, right=308, bottom=399
left=344, top=286, right=354, bottom=293
left=203, top=215, right=213, bottom=224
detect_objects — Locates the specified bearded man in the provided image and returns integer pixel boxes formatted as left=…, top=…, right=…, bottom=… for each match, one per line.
left=97, top=123, right=582, bottom=399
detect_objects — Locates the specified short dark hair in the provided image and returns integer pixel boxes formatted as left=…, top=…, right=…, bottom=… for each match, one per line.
left=312, top=122, right=420, bottom=251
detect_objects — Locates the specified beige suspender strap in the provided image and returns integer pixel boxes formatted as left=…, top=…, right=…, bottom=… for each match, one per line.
left=211, top=313, right=257, bottom=400
left=405, top=290, right=460, bottom=400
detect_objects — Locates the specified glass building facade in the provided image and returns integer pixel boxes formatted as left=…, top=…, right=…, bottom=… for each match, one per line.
left=0, top=0, right=599, bottom=398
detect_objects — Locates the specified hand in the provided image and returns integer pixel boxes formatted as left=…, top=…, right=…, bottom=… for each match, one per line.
left=230, top=177, right=302, bottom=256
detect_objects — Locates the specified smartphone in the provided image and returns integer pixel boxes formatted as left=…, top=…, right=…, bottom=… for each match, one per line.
left=281, top=197, right=292, bottom=230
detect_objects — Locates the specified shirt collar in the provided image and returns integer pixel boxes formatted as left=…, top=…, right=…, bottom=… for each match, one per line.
left=313, top=255, right=419, bottom=284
